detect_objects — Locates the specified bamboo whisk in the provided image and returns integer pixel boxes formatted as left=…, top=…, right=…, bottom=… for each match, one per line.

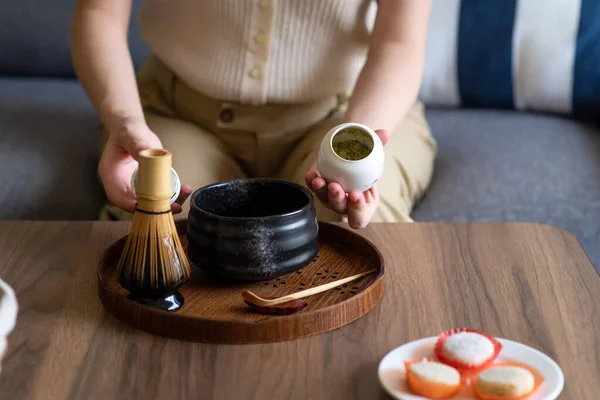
left=116, top=149, right=190, bottom=304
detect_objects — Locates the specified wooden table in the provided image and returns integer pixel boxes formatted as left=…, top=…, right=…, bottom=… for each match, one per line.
left=0, top=221, right=598, bottom=399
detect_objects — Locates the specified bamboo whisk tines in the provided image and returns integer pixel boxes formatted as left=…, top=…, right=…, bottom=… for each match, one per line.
left=116, top=149, right=190, bottom=312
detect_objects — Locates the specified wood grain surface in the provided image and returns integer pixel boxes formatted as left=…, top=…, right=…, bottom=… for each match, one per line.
left=98, top=221, right=384, bottom=343
left=0, top=221, right=598, bottom=400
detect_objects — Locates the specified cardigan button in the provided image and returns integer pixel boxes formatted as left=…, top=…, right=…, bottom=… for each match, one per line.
left=219, top=108, right=234, bottom=123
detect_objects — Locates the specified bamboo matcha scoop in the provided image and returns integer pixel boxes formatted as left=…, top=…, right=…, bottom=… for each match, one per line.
left=242, top=269, right=376, bottom=314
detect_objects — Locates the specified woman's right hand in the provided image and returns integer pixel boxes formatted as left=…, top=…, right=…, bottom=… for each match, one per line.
left=98, top=118, right=192, bottom=214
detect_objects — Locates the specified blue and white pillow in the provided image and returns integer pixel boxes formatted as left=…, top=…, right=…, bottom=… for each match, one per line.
left=419, top=0, right=600, bottom=120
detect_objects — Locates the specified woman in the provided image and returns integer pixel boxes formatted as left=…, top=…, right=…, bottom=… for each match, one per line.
left=71, top=0, right=436, bottom=228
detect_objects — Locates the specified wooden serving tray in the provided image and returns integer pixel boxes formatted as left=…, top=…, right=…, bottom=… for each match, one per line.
left=98, top=221, right=384, bottom=344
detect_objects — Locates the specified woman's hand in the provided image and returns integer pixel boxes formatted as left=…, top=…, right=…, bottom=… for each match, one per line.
left=304, top=129, right=390, bottom=229
left=71, top=1, right=193, bottom=214
left=98, top=118, right=192, bottom=214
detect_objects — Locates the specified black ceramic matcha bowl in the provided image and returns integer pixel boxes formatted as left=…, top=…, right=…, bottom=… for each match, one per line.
left=187, top=178, right=319, bottom=281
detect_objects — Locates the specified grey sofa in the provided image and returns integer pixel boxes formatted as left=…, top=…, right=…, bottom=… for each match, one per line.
left=2, top=1, right=599, bottom=274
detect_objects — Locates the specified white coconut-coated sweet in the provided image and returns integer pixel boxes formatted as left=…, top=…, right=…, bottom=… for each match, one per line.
left=442, top=332, right=495, bottom=365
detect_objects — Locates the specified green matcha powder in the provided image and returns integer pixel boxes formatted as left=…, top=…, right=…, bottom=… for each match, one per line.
left=333, top=140, right=371, bottom=161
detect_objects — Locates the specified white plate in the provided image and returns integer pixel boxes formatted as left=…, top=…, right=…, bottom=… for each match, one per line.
left=378, top=336, right=564, bottom=400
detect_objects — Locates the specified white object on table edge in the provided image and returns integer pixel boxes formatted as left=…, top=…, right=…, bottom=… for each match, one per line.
left=0, top=279, right=18, bottom=372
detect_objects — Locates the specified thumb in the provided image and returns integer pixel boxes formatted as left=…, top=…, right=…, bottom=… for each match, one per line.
left=119, top=131, right=158, bottom=161
left=375, top=129, right=390, bottom=147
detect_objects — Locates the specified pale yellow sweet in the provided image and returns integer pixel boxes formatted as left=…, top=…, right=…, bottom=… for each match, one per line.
left=410, top=360, right=461, bottom=386
left=476, top=366, right=535, bottom=398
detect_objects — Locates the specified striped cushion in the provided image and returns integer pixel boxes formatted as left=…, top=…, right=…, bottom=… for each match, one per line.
left=419, top=0, right=600, bottom=120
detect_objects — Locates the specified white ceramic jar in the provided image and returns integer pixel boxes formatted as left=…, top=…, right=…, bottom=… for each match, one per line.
left=0, top=279, right=18, bottom=375
left=131, top=166, right=181, bottom=204
left=317, top=122, right=385, bottom=192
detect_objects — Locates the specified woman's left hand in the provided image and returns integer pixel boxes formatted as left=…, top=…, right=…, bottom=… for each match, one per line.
left=304, top=129, right=389, bottom=229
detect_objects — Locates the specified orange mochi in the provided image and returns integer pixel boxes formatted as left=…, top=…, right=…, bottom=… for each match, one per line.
left=404, top=358, right=463, bottom=399
left=474, top=361, right=545, bottom=400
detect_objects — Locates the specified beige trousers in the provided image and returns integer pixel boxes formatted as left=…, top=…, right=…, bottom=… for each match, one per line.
left=100, top=57, right=437, bottom=223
